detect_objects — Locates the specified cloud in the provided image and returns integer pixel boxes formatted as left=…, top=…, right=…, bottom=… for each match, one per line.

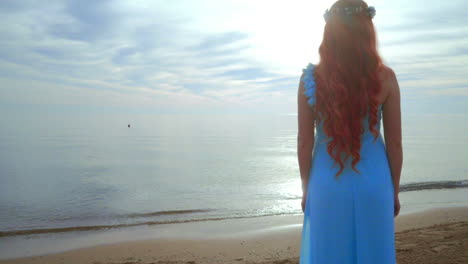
left=374, top=0, right=468, bottom=106
left=0, top=1, right=291, bottom=112
left=428, top=87, right=468, bottom=96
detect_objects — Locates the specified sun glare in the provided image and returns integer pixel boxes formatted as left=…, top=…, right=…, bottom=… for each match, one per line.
left=168, top=0, right=336, bottom=75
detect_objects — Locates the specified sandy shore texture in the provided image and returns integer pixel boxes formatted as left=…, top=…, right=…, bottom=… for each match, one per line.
left=1, top=206, right=467, bottom=264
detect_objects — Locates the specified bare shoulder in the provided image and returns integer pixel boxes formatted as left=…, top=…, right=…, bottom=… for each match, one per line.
left=378, top=64, right=397, bottom=85
left=378, top=64, right=399, bottom=102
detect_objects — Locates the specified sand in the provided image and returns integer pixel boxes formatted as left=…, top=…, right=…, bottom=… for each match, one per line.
left=1, top=206, right=467, bottom=264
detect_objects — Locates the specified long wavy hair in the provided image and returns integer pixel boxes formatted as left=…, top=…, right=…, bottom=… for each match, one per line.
left=314, top=0, right=383, bottom=177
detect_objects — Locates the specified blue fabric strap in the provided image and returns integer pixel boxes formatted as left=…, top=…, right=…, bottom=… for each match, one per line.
left=301, top=63, right=316, bottom=106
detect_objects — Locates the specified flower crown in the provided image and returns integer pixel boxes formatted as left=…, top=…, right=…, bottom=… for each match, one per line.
left=323, top=6, right=376, bottom=22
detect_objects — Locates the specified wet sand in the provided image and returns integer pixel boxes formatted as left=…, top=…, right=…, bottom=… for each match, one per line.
left=1, top=206, right=467, bottom=264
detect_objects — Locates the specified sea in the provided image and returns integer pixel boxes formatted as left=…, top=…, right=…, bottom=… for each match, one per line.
left=0, top=112, right=467, bottom=242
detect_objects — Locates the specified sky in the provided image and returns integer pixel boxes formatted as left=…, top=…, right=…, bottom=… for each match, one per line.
left=0, top=0, right=467, bottom=117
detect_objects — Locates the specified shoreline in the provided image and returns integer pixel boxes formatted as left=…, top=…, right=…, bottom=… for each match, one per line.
left=1, top=206, right=467, bottom=264
left=2, top=186, right=467, bottom=239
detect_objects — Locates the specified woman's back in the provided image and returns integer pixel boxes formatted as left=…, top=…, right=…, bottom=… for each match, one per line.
left=313, top=64, right=399, bottom=143
left=309, top=63, right=402, bottom=166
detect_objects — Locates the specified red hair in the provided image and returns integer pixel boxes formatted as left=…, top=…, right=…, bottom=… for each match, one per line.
left=314, top=0, right=383, bottom=177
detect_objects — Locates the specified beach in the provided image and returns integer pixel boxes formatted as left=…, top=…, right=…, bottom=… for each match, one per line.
left=1, top=206, right=467, bottom=264
left=1, top=113, right=467, bottom=263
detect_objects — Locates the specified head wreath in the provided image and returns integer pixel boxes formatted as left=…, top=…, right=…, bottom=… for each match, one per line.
left=324, top=6, right=376, bottom=22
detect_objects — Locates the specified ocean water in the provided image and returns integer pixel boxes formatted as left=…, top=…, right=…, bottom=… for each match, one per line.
left=0, top=113, right=467, bottom=237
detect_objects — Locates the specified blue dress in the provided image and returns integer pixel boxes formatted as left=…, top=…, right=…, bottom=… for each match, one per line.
left=299, top=64, right=396, bottom=264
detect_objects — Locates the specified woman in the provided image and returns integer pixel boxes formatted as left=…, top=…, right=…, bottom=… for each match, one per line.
left=297, top=0, right=402, bottom=263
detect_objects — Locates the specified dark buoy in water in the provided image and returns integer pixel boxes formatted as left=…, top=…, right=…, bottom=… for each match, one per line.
left=128, top=124, right=131, bottom=128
